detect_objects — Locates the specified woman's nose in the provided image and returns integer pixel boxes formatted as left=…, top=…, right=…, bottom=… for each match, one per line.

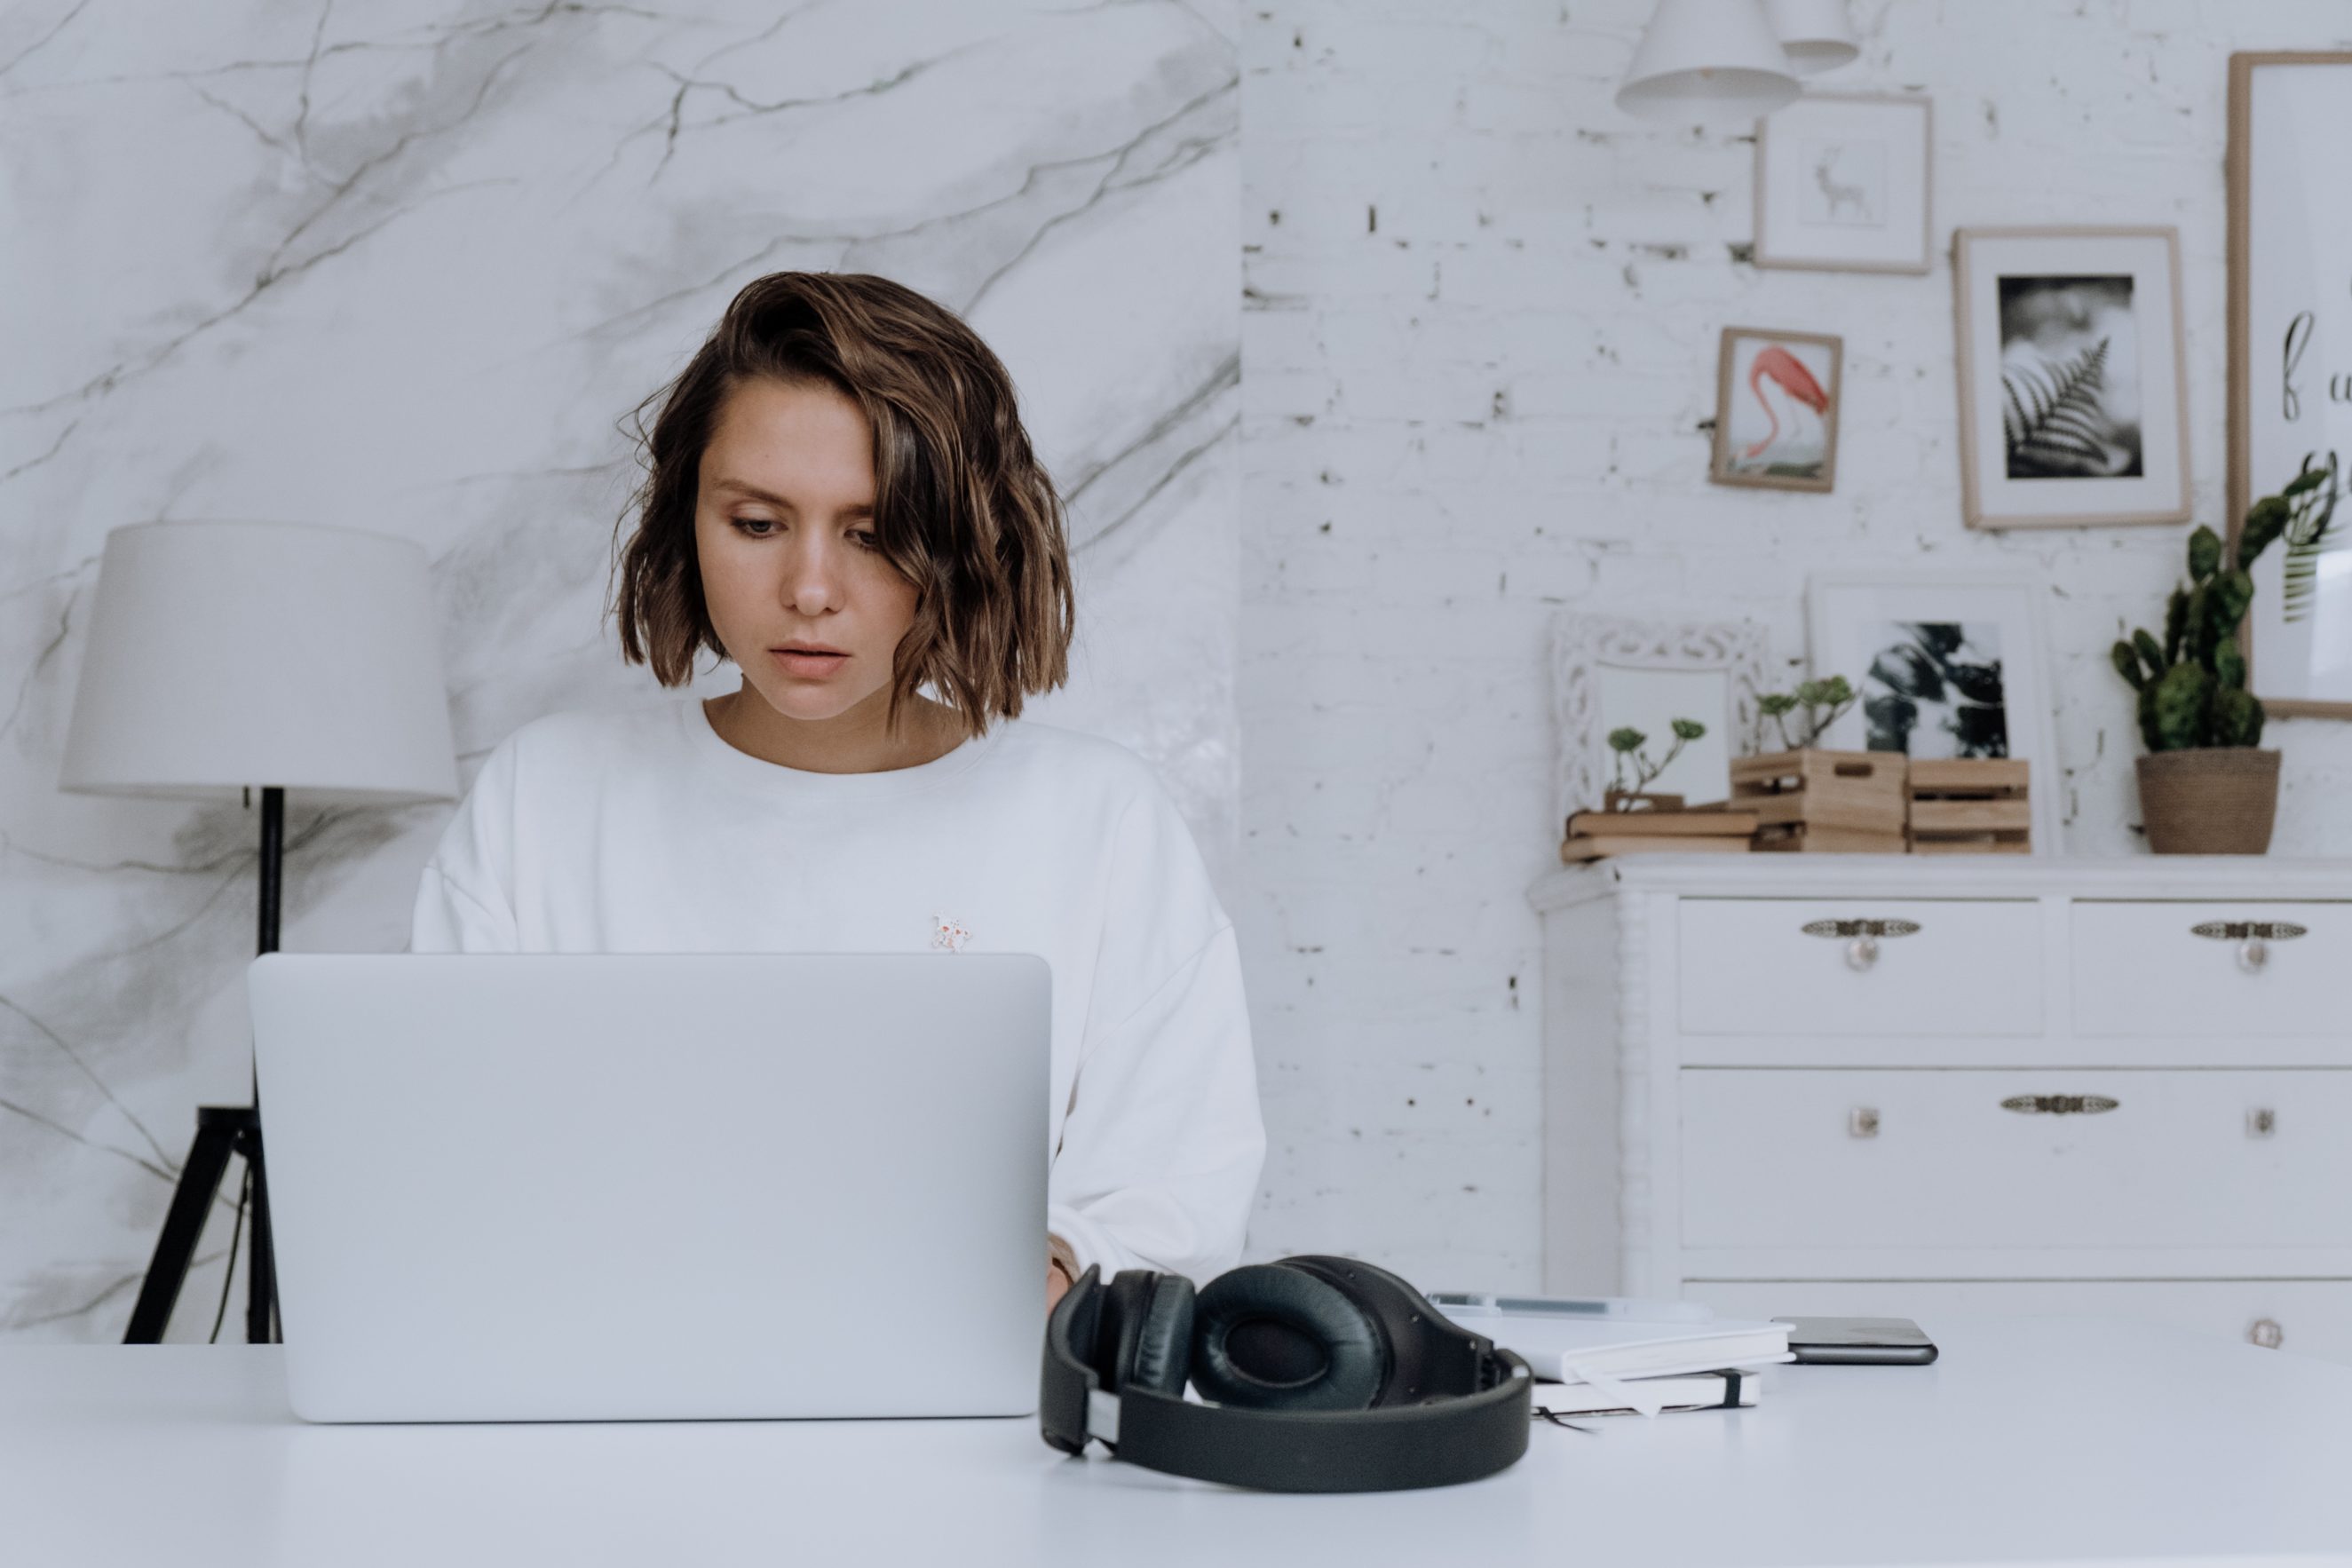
left=780, top=542, right=841, bottom=614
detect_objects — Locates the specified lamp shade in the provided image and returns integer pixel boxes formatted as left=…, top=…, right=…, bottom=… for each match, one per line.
left=1616, top=0, right=1800, bottom=123
left=1763, top=0, right=1858, bottom=74
left=59, top=520, right=458, bottom=805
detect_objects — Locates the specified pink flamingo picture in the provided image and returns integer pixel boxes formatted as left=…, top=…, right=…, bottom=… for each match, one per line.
left=1713, top=329, right=1841, bottom=492
left=1742, top=344, right=1830, bottom=461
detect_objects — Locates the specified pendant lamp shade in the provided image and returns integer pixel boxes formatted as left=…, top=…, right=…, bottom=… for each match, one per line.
left=59, top=520, right=459, bottom=806
left=1616, top=0, right=1800, bottom=123
left=1763, top=0, right=1859, bottom=74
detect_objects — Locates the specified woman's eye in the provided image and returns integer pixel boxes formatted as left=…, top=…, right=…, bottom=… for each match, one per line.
left=728, top=518, right=875, bottom=550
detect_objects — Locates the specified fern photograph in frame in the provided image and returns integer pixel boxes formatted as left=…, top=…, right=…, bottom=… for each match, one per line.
left=1952, top=226, right=2190, bottom=530
left=2228, top=51, right=2352, bottom=718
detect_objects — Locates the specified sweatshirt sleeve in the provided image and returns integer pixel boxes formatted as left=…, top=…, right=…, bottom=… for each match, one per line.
left=1046, top=780, right=1266, bottom=1286
left=408, top=736, right=522, bottom=954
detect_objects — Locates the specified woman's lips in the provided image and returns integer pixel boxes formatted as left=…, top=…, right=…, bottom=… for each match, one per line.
left=771, top=648, right=849, bottom=677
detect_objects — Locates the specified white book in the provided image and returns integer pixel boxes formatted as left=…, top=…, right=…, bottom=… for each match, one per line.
left=1531, top=1370, right=1761, bottom=1417
left=1429, top=1291, right=1713, bottom=1324
left=1438, top=1309, right=1796, bottom=1386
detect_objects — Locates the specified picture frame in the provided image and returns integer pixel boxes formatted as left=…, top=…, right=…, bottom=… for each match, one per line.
left=1804, top=570, right=2063, bottom=853
left=2227, top=51, right=2352, bottom=718
left=1754, top=91, right=1934, bottom=274
left=1709, top=327, right=1842, bottom=493
left=1549, top=614, right=1770, bottom=823
left=1952, top=226, right=2190, bottom=531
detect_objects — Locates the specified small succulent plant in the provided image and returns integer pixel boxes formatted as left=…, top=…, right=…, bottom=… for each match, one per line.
left=1608, top=718, right=1705, bottom=804
left=1756, top=676, right=1857, bottom=751
left=2110, top=456, right=2337, bottom=751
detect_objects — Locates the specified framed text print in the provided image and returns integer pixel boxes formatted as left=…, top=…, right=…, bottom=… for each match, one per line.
left=2228, top=51, right=2352, bottom=718
left=1952, top=226, right=2191, bottom=531
left=1754, top=92, right=1933, bottom=274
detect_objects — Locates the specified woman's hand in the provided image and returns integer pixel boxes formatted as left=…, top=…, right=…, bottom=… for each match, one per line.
left=1047, top=1258, right=1073, bottom=1312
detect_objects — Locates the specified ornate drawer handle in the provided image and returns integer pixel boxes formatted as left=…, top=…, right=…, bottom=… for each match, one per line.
left=2250, top=1318, right=2284, bottom=1350
left=1804, top=918, right=1920, bottom=971
left=1803, top=919, right=1922, bottom=938
left=2000, top=1094, right=2120, bottom=1115
left=2191, top=919, right=2307, bottom=975
left=2190, top=921, right=2308, bottom=941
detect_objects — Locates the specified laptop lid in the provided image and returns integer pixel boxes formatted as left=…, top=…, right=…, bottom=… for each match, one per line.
left=248, top=952, right=1050, bottom=1423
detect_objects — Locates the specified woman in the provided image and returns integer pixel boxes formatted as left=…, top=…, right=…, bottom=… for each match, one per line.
left=409, top=272, right=1264, bottom=1307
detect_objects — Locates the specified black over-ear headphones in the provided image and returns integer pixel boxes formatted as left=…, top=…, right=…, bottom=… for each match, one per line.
left=1041, top=1255, right=1531, bottom=1492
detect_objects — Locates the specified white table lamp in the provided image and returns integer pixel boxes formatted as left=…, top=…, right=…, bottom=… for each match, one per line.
left=59, top=519, right=458, bottom=1345
left=1615, top=0, right=1802, bottom=124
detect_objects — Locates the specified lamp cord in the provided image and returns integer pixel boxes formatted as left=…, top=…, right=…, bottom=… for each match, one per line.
left=206, top=1162, right=252, bottom=1344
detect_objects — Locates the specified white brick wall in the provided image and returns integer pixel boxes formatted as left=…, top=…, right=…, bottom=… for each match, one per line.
left=1237, top=0, right=2352, bottom=1287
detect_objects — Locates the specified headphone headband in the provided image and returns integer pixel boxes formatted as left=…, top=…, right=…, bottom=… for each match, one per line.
left=1041, top=1260, right=1532, bottom=1493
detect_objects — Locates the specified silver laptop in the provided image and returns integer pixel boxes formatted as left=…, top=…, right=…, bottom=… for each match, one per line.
left=247, top=952, right=1050, bottom=1424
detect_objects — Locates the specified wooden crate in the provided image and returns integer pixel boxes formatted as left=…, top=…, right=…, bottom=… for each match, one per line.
left=1907, top=757, right=2031, bottom=855
left=1730, top=749, right=1907, bottom=852
left=1752, top=822, right=1908, bottom=853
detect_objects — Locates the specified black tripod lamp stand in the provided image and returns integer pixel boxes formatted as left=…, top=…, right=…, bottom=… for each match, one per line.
left=57, top=519, right=457, bottom=1344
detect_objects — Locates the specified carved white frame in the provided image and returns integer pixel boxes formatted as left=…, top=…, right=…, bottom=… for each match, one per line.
left=1549, top=614, right=1772, bottom=826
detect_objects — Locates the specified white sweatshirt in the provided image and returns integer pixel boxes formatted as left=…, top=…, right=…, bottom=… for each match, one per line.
left=408, top=694, right=1266, bottom=1285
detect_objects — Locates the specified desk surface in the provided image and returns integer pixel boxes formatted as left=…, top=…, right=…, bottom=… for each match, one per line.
left=7, top=1316, right=2350, bottom=1567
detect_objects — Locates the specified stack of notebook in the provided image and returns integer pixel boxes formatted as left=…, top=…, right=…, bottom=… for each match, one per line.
left=1430, top=1295, right=1793, bottom=1417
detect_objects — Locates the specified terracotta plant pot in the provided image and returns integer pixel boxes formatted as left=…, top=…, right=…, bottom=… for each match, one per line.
left=2134, top=748, right=2281, bottom=854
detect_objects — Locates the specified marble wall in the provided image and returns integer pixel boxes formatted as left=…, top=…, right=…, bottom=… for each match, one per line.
left=0, top=0, right=1239, bottom=1340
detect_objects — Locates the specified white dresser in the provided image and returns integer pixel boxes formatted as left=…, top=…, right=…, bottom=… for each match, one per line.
left=1527, top=855, right=2352, bottom=1362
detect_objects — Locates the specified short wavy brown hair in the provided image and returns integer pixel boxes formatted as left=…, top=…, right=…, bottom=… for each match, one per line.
left=608, top=271, right=1074, bottom=740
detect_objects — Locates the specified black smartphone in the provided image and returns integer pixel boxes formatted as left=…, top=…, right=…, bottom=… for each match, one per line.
left=1774, top=1316, right=1939, bottom=1365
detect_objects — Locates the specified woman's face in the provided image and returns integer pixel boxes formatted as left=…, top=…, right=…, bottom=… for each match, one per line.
left=693, top=376, right=920, bottom=726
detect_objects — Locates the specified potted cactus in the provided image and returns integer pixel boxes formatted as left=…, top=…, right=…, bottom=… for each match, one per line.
left=2110, top=458, right=2336, bottom=852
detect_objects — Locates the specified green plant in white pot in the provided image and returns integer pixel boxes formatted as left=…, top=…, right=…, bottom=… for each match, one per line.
left=2110, top=456, right=2338, bottom=852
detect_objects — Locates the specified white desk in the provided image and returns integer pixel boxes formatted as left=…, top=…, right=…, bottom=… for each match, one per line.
left=9, top=1317, right=2350, bottom=1566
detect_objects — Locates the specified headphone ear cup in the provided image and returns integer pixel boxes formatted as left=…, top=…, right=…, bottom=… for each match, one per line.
left=1189, top=1262, right=1386, bottom=1412
left=1089, top=1271, right=1154, bottom=1390
left=1125, top=1275, right=1196, bottom=1399
left=1095, top=1271, right=1196, bottom=1400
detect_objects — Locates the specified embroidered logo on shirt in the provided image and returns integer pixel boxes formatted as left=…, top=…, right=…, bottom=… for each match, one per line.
left=931, top=915, right=971, bottom=954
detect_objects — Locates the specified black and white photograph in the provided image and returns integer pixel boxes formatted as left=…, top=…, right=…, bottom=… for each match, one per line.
left=1754, top=92, right=1933, bottom=273
left=1807, top=570, right=2058, bottom=850
left=1954, top=227, right=2190, bottom=528
left=1997, top=274, right=2142, bottom=479
left=1862, top=621, right=2008, bottom=757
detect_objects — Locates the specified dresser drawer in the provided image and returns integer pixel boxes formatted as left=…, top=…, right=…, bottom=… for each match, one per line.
left=2073, top=901, right=2351, bottom=1037
left=1683, top=1278, right=2352, bottom=1364
left=1681, top=1069, right=2352, bottom=1249
left=1676, top=899, right=2042, bottom=1037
